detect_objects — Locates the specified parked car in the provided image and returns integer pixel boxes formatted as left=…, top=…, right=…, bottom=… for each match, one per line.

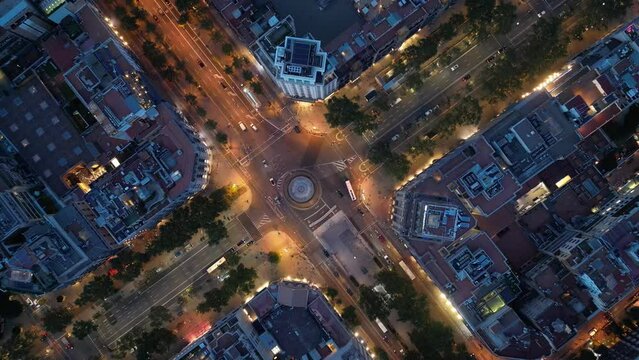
left=450, top=64, right=459, bottom=71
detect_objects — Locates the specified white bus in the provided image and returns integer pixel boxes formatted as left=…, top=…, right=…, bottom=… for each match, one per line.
left=375, top=318, right=388, bottom=334
left=242, top=87, right=261, bottom=109
left=399, top=260, right=416, bottom=280
left=206, top=257, right=226, bottom=274
left=345, top=180, right=356, bottom=202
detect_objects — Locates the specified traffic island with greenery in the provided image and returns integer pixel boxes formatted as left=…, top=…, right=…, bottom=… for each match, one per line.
left=267, top=251, right=280, bottom=264
left=197, top=263, right=258, bottom=313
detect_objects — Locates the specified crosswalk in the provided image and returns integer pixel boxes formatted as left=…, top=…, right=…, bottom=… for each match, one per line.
left=257, top=214, right=271, bottom=228
left=333, top=155, right=358, bottom=171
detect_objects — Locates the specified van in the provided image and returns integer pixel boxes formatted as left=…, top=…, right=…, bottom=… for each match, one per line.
left=365, top=90, right=378, bottom=102
left=238, top=122, right=247, bottom=131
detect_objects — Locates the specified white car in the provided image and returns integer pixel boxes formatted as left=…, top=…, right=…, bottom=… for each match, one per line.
left=238, top=122, right=247, bottom=131
left=269, top=178, right=276, bottom=186
left=450, top=64, right=459, bottom=71
left=250, top=123, right=258, bottom=131
left=424, top=109, right=433, bottom=116
left=391, top=134, right=400, bottom=142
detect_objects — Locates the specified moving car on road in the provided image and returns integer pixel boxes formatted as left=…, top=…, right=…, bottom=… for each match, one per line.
left=450, top=64, right=459, bottom=71
left=238, top=122, right=247, bottom=131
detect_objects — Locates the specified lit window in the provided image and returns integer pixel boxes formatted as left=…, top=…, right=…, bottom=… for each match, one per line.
left=39, top=101, right=49, bottom=110
left=47, top=143, right=56, bottom=151
left=62, top=131, right=71, bottom=140
left=9, top=123, right=18, bottom=132
left=36, top=127, right=44, bottom=136
left=43, top=169, right=52, bottom=178
left=28, top=86, right=37, bottom=94
left=21, top=139, right=29, bottom=147
left=24, top=112, right=33, bottom=121
left=32, top=154, right=41, bottom=163
left=51, top=116, right=60, bottom=125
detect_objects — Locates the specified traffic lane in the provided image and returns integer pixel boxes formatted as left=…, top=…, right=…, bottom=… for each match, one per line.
left=98, top=235, right=236, bottom=345
left=151, top=7, right=252, bottom=120
left=369, top=37, right=501, bottom=142
left=149, top=0, right=260, bottom=118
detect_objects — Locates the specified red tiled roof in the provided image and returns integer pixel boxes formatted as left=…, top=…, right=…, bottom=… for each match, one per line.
left=42, top=33, right=79, bottom=72
left=577, top=102, right=622, bottom=137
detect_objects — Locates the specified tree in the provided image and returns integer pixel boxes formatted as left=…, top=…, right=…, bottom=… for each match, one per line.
left=177, top=13, right=189, bottom=25
left=161, top=66, right=178, bottom=82
left=205, top=219, right=228, bottom=245
left=198, top=18, right=214, bottom=30
left=408, top=137, right=436, bottom=157
left=250, top=81, right=263, bottom=95
left=0, top=328, right=36, bottom=359
left=466, top=0, right=496, bottom=38
left=204, top=119, right=217, bottom=131
left=405, top=71, right=424, bottom=90
left=211, top=30, right=223, bottom=42
left=267, top=251, right=280, bottom=264
left=490, top=3, right=517, bottom=35
left=184, top=93, right=197, bottom=105
left=576, top=0, right=631, bottom=36
left=175, top=0, right=198, bottom=12
left=224, top=65, right=233, bottom=74
left=42, top=307, right=73, bottom=333
left=135, top=327, right=177, bottom=360
left=196, top=106, right=207, bottom=117
left=358, top=286, right=389, bottom=320
left=242, top=70, right=254, bottom=81
left=131, top=7, right=147, bottom=20
left=76, top=275, right=117, bottom=306
left=148, top=305, right=173, bottom=328
left=232, top=56, right=243, bottom=69
left=368, top=141, right=392, bottom=164
left=385, top=153, right=411, bottom=180
left=197, top=288, right=229, bottom=313
left=145, top=21, right=157, bottom=34
left=110, top=249, right=146, bottom=282
left=341, top=305, right=359, bottom=327
left=409, top=321, right=454, bottom=359
left=221, top=43, right=234, bottom=56
left=324, top=96, right=376, bottom=134
left=325, top=287, right=338, bottom=300
left=0, top=292, right=23, bottom=318
left=216, top=132, right=228, bottom=144
left=72, top=320, right=98, bottom=340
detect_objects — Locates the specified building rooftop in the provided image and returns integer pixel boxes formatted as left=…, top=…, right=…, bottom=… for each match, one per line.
left=173, top=281, right=370, bottom=360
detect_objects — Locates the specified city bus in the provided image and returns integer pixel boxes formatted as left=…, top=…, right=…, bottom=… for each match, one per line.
left=345, top=180, right=356, bottom=202
left=399, top=260, right=416, bottom=280
left=375, top=318, right=388, bottom=334
left=206, top=257, right=226, bottom=274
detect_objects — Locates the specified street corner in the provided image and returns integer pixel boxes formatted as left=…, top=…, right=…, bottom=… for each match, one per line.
left=226, top=181, right=253, bottom=214
left=292, top=101, right=331, bottom=136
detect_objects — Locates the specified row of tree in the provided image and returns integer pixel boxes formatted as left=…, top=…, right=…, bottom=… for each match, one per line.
left=358, top=269, right=472, bottom=359
left=197, top=262, right=257, bottom=313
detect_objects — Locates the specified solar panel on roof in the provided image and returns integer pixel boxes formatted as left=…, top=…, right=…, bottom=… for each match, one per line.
left=291, top=42, right=312, bottom=66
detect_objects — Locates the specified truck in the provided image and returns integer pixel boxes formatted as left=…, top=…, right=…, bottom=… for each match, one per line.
left=399, top=260, right=416, bottom=280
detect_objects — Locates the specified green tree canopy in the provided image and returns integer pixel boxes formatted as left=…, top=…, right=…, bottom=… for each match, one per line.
left=135, top=327, right=177, bottom=360
left=325, top=96, right=376, bottom=134
left=267, top=251, right=280, bottom=264
left=358, top=286, right=389, bottom=320
left=341, top=305, right=359, bottom=327
left=110, top=249, right=146, bottom=282
left=76, top=275, right=117, bottom=306
left=42, top=307, right=73, bottom=333
left=148, top=305, right=173, bottom=328
left=216, top=132, right=228, bottom=144
left=72, top=320, right=98, bottom=340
